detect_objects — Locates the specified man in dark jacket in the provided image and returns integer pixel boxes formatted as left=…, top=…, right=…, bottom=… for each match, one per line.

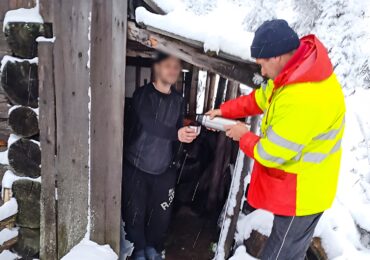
left=122, top=53, right=198, bottom=260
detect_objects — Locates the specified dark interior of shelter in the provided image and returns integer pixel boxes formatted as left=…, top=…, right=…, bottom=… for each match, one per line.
left=124, top=50, right=236, bottom=260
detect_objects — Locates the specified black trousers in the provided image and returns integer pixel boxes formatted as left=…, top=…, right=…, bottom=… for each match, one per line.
left=122, top=161, right=177, bottom=252
left=260, top=212, right=323, bottom=260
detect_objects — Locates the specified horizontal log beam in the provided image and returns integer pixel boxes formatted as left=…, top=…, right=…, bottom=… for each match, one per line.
left=128, top=22, right=261, bottom=88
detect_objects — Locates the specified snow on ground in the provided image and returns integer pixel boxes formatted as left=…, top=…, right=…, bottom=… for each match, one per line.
left=229, top=245, right=257, bottom=260
left=61, top=238, right=118, bottom=260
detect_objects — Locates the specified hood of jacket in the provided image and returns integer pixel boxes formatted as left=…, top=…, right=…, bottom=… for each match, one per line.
left=273, top=34, right=334, bottom=89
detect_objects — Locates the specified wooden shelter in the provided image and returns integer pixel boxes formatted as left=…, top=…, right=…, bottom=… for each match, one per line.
left=0, top=0, right=265, bottom=259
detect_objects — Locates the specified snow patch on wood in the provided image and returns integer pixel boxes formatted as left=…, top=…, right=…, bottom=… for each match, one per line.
left=3, top=2, right=43, bottom=32
left=135, top=3, right=255, bottom=61
left=0, top=228, right=18, bottom=246
left=0, top=55, right=38, bottom=73
left=61, top=238, right=118, bottom=260
left=0, top=250, right=19, bottom=260
left=0, top=198, right=18, bottom=222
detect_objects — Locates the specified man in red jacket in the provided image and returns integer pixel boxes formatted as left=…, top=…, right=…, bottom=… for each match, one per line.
left=207, top=19, right=345, bottom=259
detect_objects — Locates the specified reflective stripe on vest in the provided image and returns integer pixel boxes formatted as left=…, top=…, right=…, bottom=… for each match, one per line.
left=313, top=118, right=345, bottom=140
left=266, top=127, right=304, bottom=152
left=257, top=142, right=286, bottom=165
left=303, top=139, right=342, bottom=163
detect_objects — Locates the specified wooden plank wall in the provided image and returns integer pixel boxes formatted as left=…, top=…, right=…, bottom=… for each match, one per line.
left=38, top=40, right=57, bottom=260
left=90, top=0, right=127, bottom=254
left=52, top=0, right=91, bottom=257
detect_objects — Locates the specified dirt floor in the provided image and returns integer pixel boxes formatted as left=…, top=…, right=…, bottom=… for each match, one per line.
left=165, top=207, right=219, bottom=260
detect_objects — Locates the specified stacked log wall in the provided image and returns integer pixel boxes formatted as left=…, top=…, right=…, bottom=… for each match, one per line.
left=0, top=1, right=43, bottom=258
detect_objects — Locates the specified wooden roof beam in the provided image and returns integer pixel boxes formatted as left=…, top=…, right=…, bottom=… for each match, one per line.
left=127, top=21, right=262, bottom=88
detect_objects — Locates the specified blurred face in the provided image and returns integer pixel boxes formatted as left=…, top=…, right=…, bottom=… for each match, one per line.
left=256, top=57, right=284, bottom=80
left=154, top=56, right=182, bottom=85
left=256, top=51, right=295, bottom=80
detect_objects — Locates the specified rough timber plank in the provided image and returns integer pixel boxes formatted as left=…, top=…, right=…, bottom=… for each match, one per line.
left=52, top=1, right=91, bottom=258
left=38, top=40, right=57, bottom=260
left=189, top=66, right=199, bottom=116
left=128, top=21, right=261, bottom=88
left=89, top=0, right=127, bottom=254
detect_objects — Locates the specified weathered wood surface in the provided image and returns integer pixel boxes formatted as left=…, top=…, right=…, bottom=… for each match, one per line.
left=0, top=87, right=11, bottom=142
left=0, top=215, right=16, bottom=231
left=8, top=138, right=41, bottom=178
left=38, top=40, right=57, bottom=260
left=90, top=0, right=127, bottom=253
left=39, top=0, right=54, bottom=23
left=221, top=116, right=259, bottom=259
left=189, top=66, right=199, bottom=116
left=52, top=0, right=91, bottom=257
left=8, top=106, right=39, bottom=137
left=4, top=22, right=45, bottom=58
left=1, top=1, right=37, bottom=57
left=0, top=22, right=11, bottom=59
left=13, top=227, right=40, bottom=258
left=0, top=59, right=39, bottom=108
left=225, top=80, right=239, bottom=100
left=12, top=179, right=41, bottom=228
left=0, top=235, right=18, bottom=253
left=204, top=73, right=217, bottom=112
left=128, top=22, right=261, bottom=88
left=214, top=77, right=227, bottom=109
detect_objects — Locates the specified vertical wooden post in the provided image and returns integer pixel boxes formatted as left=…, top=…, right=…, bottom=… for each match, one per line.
left=204, top=72, right=217, bottom=112
left=52, top=1, right=91, bottom=257
left=90, top=0, right=127, bottom=254
left=39, top=0, right=54, bottom=23
left=221, top=116, right=259, bottom=259
left=38, top=40, right=57, bottom=260
left=8, top=0, right=35, bottom=9
left=214, top=77, right=227, bottom=109
left=135, top=65, right=141, bottom=89
left=225, top=80, right=239, bottom=100
left=183, top=70, right=192, bottom=115
left=188, top=66, right=199, bottom=116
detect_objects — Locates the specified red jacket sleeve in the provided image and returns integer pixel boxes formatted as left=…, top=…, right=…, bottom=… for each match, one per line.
left=220, top=90, right=263, bottom=119
left=239, top=131, right=260, bottom=158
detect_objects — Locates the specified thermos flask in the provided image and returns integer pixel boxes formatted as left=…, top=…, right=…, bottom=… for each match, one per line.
left=196, top=114, right=244, bottom=132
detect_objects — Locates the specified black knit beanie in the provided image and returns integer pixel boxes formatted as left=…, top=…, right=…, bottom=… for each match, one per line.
left=251, top=19, right=300, bottom=59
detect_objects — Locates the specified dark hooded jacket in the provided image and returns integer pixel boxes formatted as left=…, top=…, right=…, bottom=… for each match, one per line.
left=124, top=83, right=184, bottom=174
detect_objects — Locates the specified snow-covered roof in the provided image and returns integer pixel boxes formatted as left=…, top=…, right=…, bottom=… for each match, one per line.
left=136, top=0, right=370, bottom=93
left=136, top=0, right=255, bottom=61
